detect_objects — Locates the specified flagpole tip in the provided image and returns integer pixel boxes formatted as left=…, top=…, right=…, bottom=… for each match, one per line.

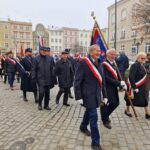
left=91, top=11, right=96, bottom=21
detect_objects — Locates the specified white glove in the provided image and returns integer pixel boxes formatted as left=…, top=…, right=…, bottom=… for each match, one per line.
left=78, top=99, right=83, bottom=105
left=103, top=98, right=108, bottom=105
left=123, top=84, right=127, bottom=91
left=120, top=81, right=126, bottom=86
left=134, top=89, right=139, bottom=93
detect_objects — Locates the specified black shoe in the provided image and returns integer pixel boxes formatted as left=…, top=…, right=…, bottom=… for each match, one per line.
left=80, top=128, right=91, bottom=136
left=44, top=106, right=51, bottom=111
left=63, top=104, right=70, bottom=107
left=103, top=122, right=112, bottom=129
left=38, top=105, right=42, bottom=110
left=35, top=100, right=38, bottom=104
left=124, top=110, right=132, bottom=117
left=91, top=145, right=103, bottom=150
left=69, top=95, right=74, bottom=99
left=145, top=114, right=150, bottom=119
left=56, top=99, right=59, bottom=104
left=108, top=118, right=111, bottom=123
left=24, top=98, right=28, bottom=102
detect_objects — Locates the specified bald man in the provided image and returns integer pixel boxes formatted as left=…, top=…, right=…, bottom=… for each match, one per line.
left=101, top=49, right=127, bottom=129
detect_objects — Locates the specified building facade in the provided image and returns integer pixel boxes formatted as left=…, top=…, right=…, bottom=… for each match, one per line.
left=0, top=19, right=32, bottom=54
left=78, top=30, right=92, bottom=56
left=108, top=0, right=150, bottom=60
left=33, top=24, right=49, bottom=50
left=48, top=28, right=64, bottom=54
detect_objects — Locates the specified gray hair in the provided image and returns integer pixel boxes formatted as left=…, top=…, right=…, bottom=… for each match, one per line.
left=88, top=44, right=100, bottom=53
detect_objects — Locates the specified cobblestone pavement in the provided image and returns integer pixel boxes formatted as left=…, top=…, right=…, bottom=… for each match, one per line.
left=0, top=81, right=150, bottom=150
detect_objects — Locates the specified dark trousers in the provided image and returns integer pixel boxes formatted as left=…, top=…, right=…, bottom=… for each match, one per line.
left=56, top=87, right=70, bottom=104
left=3, top=74, right=7, bottom=83
left=7, top=72, right=15, bottom=87
left=23, top=90, right=38, bottom=102
left=80, top=108, right=100, bottom=145
left=101, top=102, right=119, bottom=123
left=38, top=86, right=50, bottom=108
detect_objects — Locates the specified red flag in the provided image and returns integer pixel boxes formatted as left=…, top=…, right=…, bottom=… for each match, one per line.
left=20, top=46, right=24, bottom=57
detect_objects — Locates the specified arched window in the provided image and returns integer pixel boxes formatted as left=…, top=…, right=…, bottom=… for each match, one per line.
left=111, top=13, right=115, bottom=24
left=121, top=9, right=127, bottom=20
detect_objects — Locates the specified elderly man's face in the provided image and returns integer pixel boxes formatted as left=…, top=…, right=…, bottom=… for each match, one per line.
left=107, top=51, right=116, bottom=61
left=90, top=46, right=101, bottom=60
left=137, top=54, right=146, bottom=64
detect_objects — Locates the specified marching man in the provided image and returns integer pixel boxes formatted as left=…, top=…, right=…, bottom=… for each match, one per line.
left=101, top=49, right=127, bottom=129
left=74, top=44, right=107, bottom=150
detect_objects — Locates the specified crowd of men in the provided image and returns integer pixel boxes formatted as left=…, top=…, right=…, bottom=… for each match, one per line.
left=0, top=45, right=150, bottom=150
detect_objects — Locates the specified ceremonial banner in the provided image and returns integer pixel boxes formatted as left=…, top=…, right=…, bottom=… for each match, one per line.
left=91, top=21, right=108, bottom=62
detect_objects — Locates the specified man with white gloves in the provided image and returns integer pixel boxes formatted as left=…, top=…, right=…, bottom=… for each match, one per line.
left=101, top=49, right=127, bottom=129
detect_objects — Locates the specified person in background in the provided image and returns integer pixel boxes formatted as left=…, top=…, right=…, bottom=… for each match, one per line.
left=32, top=47, right=56, bottom=111
left=116, top=51, right=129, bottom=80
left=4, top=51, right=17, bottom=90
left=144, top=52, right=150, bottom=101
left=55, top=51, right=74, bottom=106
left=19, top=48, right=38, bottom=103
left=124, top=52, right=150, bottom=119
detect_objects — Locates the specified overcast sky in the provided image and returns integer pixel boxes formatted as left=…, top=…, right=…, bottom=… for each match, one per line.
left=0, top=0, right=115, bottom=30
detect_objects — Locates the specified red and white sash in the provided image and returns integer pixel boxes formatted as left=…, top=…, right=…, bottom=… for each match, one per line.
left=7, top=57, right=16, bottom=65
left=127, top=74, right=147, bottom=97
left=84, top=57, right=102, bottom=88
left=102, top=61, right=118, bottom=80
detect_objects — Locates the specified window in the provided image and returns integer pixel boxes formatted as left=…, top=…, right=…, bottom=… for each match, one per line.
left=111, top=31, right=115, bottom=41
left=26, top=33, right=30, bottom=39
left=27, top=42, right=30, bottom=48
left=121, top=9, right=127, bottom=20
left=85, top=41, right=87, bottom=45
left=5, top=25, right=8, bottom=29
left=20, top=32, right=24, bottom=39
left=20, top=26, right=23, bottom=30
left=85, top=34, right=87, bottom=38
left=145, top=43, right=150, bottom=53
left=51, top=46, right=54, bottom=50
left=55, top=46, right=58, bottom=50
left=14, top=25, right=17, bottom=30
left=70, top=37, right=72, bottom=42
left=51, top=31, right=53, bottom=35
left=55, top=31, right=57, bottom=35
left=26, top=26, right=30, bottom=30
left=80, top=41, right=83, bottom=45
left=132, top=30, right=137, bottom=37
left=5, top=43, right=9, bottom=48
left=70, top=32, right=72, bottom=35
left=59, top=32, right=61, bottom=36
left=81, top=34, right=83, bottom=38
left=111, top=13, right=115, bottom=24
left=51, top=38, right=54, bottom=42
left=55, top=39, right=58, bottom=43
left=120, top=45, right=125, bottom=51
left=5, top=34, right=9, bottom=39
left=59, top=46, right=62, bottom=51
left=14, top=32, right=17, bottom=38
left=121, top=29, right=126, bottom=39
left=131, top=44, right=137, bottom=54
left=59, top=39, right=62, bottom=43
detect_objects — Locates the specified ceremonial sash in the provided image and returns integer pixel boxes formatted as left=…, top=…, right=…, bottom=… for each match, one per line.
left=102, top=61, right=118, bottom=80
left=84, top=57, right=102, bottom=88
left=127, top=74, right=147, bottom=97
left=7, top=57, right=16, bottom=65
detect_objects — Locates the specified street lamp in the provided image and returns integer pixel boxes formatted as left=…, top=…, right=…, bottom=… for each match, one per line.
left=133, top=36, right=144, bottom=54
left=114, top=0, right=117, bottom=49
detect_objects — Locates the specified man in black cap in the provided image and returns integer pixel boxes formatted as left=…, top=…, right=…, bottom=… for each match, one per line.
left=32, top=47, right=56, bottom=110
left=19, top=48, right=38, bottom=103
left=64, top=48, right=75, bottom=99
left=55, top=51, right=74, bottom=106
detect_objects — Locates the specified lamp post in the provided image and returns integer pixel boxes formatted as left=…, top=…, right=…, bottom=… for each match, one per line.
left=114, top=0, right=117, bottom=49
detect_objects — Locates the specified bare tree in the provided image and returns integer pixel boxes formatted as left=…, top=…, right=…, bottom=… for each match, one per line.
left=132, top=0, right=150, bottom=36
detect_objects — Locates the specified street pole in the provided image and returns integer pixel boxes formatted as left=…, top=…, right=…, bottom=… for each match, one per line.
left=114, top=0, right=117, bottom=49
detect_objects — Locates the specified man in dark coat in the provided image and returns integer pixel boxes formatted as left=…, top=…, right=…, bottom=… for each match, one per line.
left=101, top=49, right=127, bottom=129
left=55, top=51, right=74, bottom=106
left=32, top=47, right=56, bottom=110
left=4, top=51, right=17, bottom=90
left=64, top=48, right=75, bottom=99
left=74, top=45, right=107, bottom=150
left=19, top=48, right=38, bottom=103
left=116, top=51, right=129, bottom=79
